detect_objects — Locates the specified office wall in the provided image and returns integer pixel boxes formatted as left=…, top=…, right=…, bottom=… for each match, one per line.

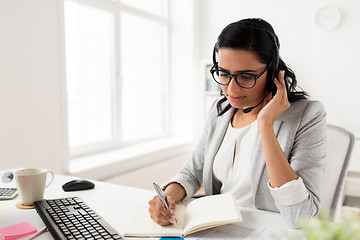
left=0, top=0, right=68, bottom=173
left=198, top=0, right=360, bottom=136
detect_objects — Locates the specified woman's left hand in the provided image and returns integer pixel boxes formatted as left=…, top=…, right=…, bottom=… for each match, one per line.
left=257, top=70, right=290, bottom=128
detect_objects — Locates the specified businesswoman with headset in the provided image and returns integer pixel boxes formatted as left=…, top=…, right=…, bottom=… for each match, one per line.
left=148, top=18, right=327, bottom=227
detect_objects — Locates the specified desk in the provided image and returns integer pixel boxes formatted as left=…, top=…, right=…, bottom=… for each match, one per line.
left=0, top=173, right=286, bottom=239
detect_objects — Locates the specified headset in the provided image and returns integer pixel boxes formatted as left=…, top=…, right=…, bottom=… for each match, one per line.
left=212, top=20, right=280, bottom=113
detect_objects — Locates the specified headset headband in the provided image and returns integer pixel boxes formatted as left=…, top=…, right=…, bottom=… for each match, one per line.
left=212, top=21, right=280, bottom=78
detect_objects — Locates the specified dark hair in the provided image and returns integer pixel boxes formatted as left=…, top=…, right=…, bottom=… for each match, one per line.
left=213, top=18, right=308, bottom=115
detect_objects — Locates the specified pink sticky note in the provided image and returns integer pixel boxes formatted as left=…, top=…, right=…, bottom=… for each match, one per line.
left=0, top=222, right=37, bottom=240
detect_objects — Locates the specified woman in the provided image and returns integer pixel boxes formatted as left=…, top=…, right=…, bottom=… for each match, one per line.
left=148, top=18, right=327, bottom=227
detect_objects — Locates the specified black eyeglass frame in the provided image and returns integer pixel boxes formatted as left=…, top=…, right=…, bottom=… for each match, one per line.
left=210, top=63, right=272, bottom=89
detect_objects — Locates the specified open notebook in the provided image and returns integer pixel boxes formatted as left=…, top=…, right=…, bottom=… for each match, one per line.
left=124, top=194, right=242, bottom=237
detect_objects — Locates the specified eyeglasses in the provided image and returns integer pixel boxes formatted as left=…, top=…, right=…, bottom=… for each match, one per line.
left=210, top=63, right=271, bottom=89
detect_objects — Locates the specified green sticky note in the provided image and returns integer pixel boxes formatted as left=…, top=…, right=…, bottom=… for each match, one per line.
left=0, top=203, right=6, bottom=212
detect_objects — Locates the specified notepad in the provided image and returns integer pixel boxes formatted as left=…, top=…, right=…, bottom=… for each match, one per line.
left=0, top=222, right=37, bottom=240
left=124, top=194, right=242, bottom=237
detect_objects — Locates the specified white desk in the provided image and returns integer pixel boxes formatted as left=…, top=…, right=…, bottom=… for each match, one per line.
left=0, top=173, right=286, bottom=239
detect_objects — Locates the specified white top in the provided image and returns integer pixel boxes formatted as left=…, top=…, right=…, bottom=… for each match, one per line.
left=213, top=121, right=309, bottom=208
left=213, top=121, right=259, bottom=207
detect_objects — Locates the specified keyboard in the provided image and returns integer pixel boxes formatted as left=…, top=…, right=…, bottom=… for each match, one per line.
left=33, top=197, right=123, bottom=240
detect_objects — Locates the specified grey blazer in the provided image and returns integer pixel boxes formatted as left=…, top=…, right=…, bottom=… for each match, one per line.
left=173, top=99, right=327, bottom=227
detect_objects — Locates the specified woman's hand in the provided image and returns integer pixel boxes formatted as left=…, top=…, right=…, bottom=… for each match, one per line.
left=257, top=70, right=290, bottom=129
left=148, top=195, right=177, bottom=226
left=257, top=70, right=298, bottom=187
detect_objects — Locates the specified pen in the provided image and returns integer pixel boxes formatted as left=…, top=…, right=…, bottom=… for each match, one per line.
left=27, top=227, right=47, bottom=240
left=153, top=182, right=177, bottom=227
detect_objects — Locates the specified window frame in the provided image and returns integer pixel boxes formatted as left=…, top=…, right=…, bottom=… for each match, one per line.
left=63, top=0, right=170, bottom=158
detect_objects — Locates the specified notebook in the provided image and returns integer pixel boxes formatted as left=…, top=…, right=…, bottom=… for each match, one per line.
left=124, top=194, right=242, bottom=237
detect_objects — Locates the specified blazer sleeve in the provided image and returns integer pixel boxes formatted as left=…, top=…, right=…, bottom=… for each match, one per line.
left=274, top=100, right=327, bottom=227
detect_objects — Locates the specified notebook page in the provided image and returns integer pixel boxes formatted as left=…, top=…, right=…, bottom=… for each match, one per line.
left=183, top=194, right=242, bottom=235
left=124, top=204, right=186, bottom=237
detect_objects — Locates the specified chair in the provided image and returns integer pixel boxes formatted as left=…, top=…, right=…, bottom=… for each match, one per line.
left=320, top=124, right=355, bottom=220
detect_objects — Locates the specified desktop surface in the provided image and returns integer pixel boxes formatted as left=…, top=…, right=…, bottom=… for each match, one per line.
left=0, top=172, right=286, bottom=239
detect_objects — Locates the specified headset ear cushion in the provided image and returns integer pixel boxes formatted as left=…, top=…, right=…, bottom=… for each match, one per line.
left=265, top=64, right=279, bottom=96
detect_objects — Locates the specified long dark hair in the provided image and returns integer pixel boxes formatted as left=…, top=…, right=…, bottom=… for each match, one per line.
left=213, top=18, right=308, bottom=115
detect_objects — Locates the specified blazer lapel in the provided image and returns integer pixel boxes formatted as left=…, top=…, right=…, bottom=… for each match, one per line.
left=203, top=107, right=234, bottom=195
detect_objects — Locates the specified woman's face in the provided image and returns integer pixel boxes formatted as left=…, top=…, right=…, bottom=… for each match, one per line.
left=218, top=48, right=269, bottom=112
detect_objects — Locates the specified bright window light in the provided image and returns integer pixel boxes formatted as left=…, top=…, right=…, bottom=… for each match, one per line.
left=120, top=12, right=167, bottom=142
left=64, top=0, right=168, bottom=155
left=65, top=1, right=115, bottom=148
left=121, top=0, right=166, bottom=16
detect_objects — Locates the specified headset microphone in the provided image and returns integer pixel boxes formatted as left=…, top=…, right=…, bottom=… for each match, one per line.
left=242, top=92, right=270, bottom=114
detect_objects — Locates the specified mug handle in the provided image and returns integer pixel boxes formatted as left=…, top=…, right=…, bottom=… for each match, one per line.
left=45, top=171, right=54, bottom=188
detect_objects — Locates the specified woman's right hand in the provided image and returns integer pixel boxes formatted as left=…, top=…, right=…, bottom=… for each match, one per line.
left=148, top=195, right=177, bottom=226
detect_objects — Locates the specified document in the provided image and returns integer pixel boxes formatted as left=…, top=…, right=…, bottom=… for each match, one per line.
left=187, top=222, right=267, bottom=239
left=124, top=194, right=242, bottom=237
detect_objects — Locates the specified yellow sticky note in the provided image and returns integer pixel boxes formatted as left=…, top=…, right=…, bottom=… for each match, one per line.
left=0, top=203, right=5, bottom=212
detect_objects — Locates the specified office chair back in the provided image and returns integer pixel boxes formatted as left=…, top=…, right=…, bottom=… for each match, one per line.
left=320, top=124, right=355, bottom=219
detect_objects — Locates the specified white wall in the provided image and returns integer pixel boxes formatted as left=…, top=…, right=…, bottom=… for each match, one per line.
left=198, top=0, right=360, bottom=136
left=0, top=0, right=68, bottom=173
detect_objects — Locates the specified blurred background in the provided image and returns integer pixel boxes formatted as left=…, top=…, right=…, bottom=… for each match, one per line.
left=0, top=0, right=359, bottom=189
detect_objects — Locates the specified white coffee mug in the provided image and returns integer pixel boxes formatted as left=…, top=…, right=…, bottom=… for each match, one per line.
left=15, top=168, right=54, bottom=206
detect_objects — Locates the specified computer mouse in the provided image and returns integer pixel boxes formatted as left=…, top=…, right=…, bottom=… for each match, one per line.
left=62, top=179, right=95, bottom=192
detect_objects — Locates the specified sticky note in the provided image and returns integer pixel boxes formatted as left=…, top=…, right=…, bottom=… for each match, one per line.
left=0, top=221, right=37, bottom=240
left=0, top=203, right=5, bottom=212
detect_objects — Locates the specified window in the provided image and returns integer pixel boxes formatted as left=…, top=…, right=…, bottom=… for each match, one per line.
left=64, top=0, right=169, bottom=156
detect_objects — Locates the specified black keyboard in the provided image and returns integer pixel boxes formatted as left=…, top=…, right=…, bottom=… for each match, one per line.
left=33, top=197, right=123, bottom=240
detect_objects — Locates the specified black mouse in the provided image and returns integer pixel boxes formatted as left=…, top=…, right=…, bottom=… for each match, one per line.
left=62, top=179, right=95, bottom=192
